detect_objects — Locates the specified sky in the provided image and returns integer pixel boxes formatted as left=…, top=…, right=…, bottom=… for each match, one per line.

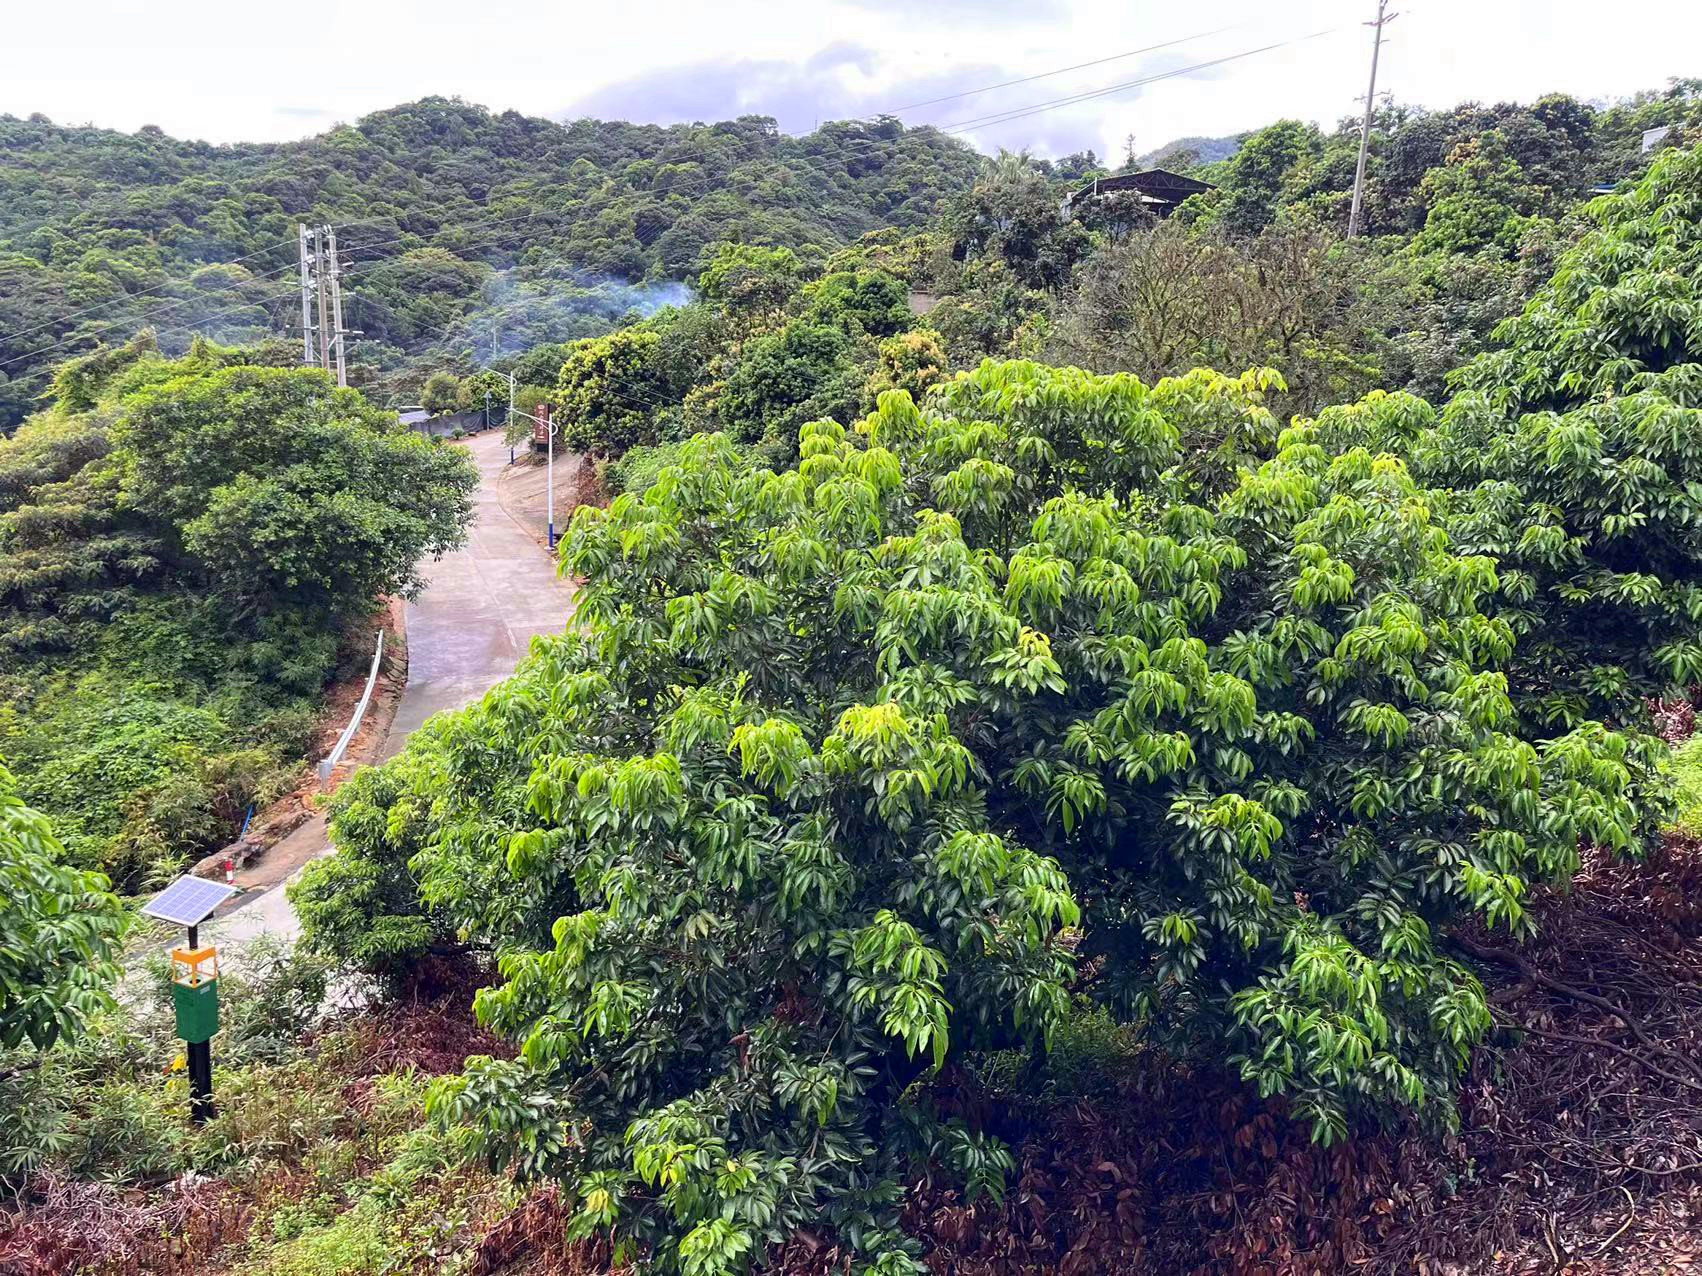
left=2, top=0, right=1696, bottom=160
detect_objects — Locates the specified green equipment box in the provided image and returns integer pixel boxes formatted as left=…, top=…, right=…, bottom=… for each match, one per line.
left=172, top=977, right=220, bottom=1043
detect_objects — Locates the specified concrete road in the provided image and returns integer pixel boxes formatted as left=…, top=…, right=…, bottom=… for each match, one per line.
left=205, top=430, right=577, bottom=950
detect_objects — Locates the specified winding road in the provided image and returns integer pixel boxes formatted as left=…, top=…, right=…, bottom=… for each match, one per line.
left=206, top=431, right=577, bottom=949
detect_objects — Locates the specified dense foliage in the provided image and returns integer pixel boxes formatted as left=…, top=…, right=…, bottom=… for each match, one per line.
left=9, top=67, right=1702, bottom=1276
left=0, top=762, right=125, bottom=1056
left=0, top=102, right=983, bottom=428
left=1301, top=144, right=1702, bottom=731
left=0, top=338, right=477, bottom=885
left=293, top=128, right=1702, bottom=1275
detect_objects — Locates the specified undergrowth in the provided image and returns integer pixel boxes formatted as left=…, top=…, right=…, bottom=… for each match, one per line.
left=0, top=949, right=515, bottom=1276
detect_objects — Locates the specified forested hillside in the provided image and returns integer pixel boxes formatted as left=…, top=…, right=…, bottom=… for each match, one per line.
left=0, top=99, right=982, bottom=428
left=478, top=80, right=1701, bottom=491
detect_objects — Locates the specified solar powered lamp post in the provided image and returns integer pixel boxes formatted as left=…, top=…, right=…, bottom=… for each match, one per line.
left=142, top=875, right=239, bottom=1122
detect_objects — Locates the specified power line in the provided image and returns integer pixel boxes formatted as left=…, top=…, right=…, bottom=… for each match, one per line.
left=0, top=290, right=296, bottom=377
left=0, top=234, right=301, bottom=345
left=0, top=209, right=560, bottom=368
left=2, top=201, right=573, bottom=384
left=883, top=24, right=1240, bottom=114
left=939, top=29, right=1345, bottom=135
left=0, top=257, right=300, bottom=354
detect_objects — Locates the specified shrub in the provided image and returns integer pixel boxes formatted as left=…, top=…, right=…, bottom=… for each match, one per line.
left=556, top=328, right=668, bottom=455
left=318, top=358, right=1648, bottom=1273
left=215, top=937, right=332, bottom=1068
left=1669, top=735, right=1702, bottom=833
left=1289, top=146, right=1702, bottom=736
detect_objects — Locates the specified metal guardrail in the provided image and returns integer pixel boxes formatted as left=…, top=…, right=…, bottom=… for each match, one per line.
left=317, top=630, right=385, bottom=781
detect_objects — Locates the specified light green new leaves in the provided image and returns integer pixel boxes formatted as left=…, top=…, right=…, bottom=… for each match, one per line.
left=0, top=763, right=127, bottom=1051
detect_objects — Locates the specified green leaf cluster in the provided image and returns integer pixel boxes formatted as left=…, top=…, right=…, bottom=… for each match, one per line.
left=0, top=760, right=125, bottom=1055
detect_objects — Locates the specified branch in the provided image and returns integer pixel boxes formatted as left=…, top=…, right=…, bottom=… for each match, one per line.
left=1455, top=932, right=1702, bottom=1087
left=0, top=1056, right=45, bottom=1083
left=1511, top=1023, right=1702, bottom=1095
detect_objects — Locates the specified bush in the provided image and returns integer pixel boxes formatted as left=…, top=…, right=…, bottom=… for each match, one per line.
left=215, top=937, right=332, bottom=1068
left=1669, top=736, right=1702, bottom=833
left=316, top=359, right=1651, bottom=1273
left=556, top=328, right=668, bottom=455
left=311, top=150, right=1702, bottom=1275
left=971, top=999, right=1142, bottom=1105
left=0, top=763, right=125, bottom=1055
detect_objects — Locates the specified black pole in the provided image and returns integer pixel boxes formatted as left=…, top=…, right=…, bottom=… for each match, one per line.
left=188, top=1041, right=215, bottom=1122
left=182, top=922, right=215, bottom=1122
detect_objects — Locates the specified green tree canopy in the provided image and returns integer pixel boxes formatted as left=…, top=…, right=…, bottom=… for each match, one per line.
left=111, top=364, right=477, bottom=615
left=715, top=321, right=858, bottom=447
left=555, top=327, right=669, bottom=454
left=421, top=371, right=462, bottom=416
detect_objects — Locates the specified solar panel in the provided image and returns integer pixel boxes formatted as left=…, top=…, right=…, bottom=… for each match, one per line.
left=142, top=876, right=239, bottom=928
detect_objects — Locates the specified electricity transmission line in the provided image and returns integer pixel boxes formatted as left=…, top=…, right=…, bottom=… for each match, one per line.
left=0, top=290, right=300, bottom=389
left=938, top=28, right=1346, bottom=134
left=882, top=24, right=1240, bottom=114
left=0, top=289, right=296, bottom=379
left=0, top=234, right=301, bottom=345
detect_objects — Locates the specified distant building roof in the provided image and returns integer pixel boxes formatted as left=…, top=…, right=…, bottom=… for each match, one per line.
left=1065, top=168, right=1216, bottom=213
left=398, top=409, right=430, bottom=425
left=1642, top=125, right=1673, bottom=153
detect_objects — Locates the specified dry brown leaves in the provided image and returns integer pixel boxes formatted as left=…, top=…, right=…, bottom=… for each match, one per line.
left=0, top=1170, right=248, bottom=1276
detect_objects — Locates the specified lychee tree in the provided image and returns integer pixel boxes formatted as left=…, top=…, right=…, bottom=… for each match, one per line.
left=305, top=357, right=1647, bottom=1273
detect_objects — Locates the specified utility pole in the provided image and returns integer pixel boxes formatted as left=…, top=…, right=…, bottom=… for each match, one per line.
left=313, top=226, right=332, bottom=372
left=326, top=227, right=350, bottom=389
left=297, top=225, right=316, bottom=366
left=325, top=226, right=348, bottom=388
left=541, top=401, right=556, bottom=550
left=299, top=224, right=356, bottom=385
left=1346, top=0, right=1397, bottom=238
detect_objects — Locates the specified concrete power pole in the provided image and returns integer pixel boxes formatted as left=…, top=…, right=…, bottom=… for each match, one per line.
left=297, top=225, right=316, bottom=366
left=1346, top=0, right=1396, bottom=238
left=312, top=226, right=333, bottom=372
left=325, top=226, right=348, bottom=388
